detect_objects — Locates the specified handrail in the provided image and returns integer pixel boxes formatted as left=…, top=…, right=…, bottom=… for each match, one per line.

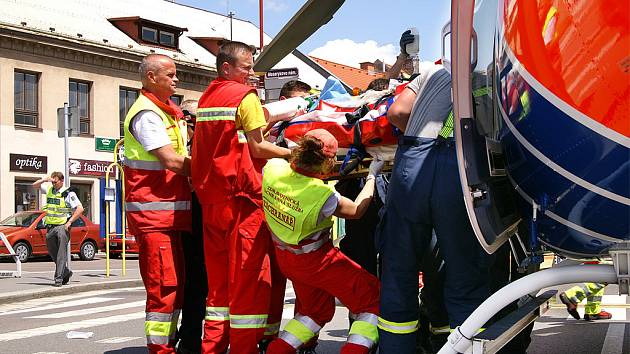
left=104, top=138, right=126, bottom=277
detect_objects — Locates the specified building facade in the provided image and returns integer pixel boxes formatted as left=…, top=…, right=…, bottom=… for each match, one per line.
left=0, top=0, right=329, bottom=222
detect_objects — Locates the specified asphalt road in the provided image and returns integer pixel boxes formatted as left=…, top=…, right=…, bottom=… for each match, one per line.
left=1, top=285, right=629, bottom=353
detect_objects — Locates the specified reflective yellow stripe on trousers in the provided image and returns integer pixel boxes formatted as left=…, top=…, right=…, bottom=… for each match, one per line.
left=279, top=314, right=321, bottom=349
left=348, top=313, right=379, bottom=348
left=205, top=306, right=229, bottom=321
left=377, top=316, right=419, bottom=334
left=230, top=314, right=268, bottom=329
left=145, top=312, right=176, bottom=345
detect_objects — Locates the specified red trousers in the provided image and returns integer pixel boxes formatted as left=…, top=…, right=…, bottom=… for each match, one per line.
left=269, top=241, right=380, bottom=354
left=137, top=231, right=185, bottom=354
left=265, top=247, right=287, bottom=341
left=202, top=197, right=272, bottom=354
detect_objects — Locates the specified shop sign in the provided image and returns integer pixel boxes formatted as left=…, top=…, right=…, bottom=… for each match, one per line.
left=95, top=136, right=118, bottom=152
left=9, top=154, right=47, bottom=173
left=68, top=158, right=112, bottom=177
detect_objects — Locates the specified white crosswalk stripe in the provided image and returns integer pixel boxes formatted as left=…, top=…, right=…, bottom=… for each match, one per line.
left=95, top=336, right=143, bottom=344
left=0, top=297, right=123, bottom=317
left=0, top=312, right=145, bottom=342
left=25, top=300, right=146, bottom=319
left=0, top=287, right=144, bottom=314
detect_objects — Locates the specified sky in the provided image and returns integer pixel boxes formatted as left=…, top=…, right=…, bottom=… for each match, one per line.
left=176, top=0, right=451, bottom=68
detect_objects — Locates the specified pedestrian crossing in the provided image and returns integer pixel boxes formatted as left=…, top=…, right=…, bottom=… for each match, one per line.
left=0, top=284, right=301, bottom=347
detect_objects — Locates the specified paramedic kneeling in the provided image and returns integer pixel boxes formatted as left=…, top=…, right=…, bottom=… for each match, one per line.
left=377, top=62, right=493, bottom=353
left=263, top=129, right=382, bottom=354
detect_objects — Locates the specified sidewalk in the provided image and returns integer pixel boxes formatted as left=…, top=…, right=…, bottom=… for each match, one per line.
left=0, top=253, right=143, bottom=303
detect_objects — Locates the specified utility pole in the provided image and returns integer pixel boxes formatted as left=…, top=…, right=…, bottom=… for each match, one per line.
left=259, top=0, right=264, bottom=51
left=228, top=11, right=235, bottom=40
left=63, top=102, right=71, bottom=268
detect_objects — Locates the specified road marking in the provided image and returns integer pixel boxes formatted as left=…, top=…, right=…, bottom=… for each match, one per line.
left=0, top=312, right=145, bottom=342
left=95, top=336, right=143, bottom=344
left=0, top=297, right=122, bottom=316
left=0, top=287, right=144, bottom=314
left=601, top=323, right=625, bottom=354
left=5, top=268, right=134, bottom=275
left=25, top=300, right=145, bottom=319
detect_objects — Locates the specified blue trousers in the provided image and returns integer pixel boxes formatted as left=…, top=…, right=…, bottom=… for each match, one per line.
left=377, top=137, right=492, bottom=353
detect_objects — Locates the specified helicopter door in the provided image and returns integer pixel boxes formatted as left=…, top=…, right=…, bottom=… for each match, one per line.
left=447, top=0, right=521, bottom=254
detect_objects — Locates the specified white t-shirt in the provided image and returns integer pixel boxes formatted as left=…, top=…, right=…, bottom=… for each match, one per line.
left=40, top=185, right=82, bottom=210
left=129, top=111, right=171, bottom=152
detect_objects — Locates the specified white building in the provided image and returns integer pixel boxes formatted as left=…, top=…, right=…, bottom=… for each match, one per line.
left=0, top=0, right=329, bottom=222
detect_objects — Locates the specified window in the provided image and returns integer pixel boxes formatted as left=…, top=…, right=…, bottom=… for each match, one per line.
left=119, top=87, right=139, bottom=137
left=70, top=182, right=92, bottom=220
left=71, top=217, right=86, bottom=227
left=141, top=26, right=158, bottom=43
left=170, top=94, right=183, bottom=106
left=109, top=17, right=186, bottom=50
left=14, top=71, right=39, bottom=127
left=69, top=80, right=91, bottom=134
left=160, top=31, right=175, bottom=46
left=14, top=180, right=40, bottom=213
left=139, top=24, right=178, bottom=49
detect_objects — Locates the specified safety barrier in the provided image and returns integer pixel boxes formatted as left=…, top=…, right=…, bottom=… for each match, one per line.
left=0, top=232, right=22, bottom=278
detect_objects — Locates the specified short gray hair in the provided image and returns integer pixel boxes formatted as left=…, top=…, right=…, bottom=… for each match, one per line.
left=139, top=54, right=171, bottom=79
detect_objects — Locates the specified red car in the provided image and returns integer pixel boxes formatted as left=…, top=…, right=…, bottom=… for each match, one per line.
left=106, top=230, right=139, bottom=258
left=0, top=211, right=100, bottom=263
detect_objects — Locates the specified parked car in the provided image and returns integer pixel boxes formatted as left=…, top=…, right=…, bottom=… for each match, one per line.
left=106, top=230, right=139, bottom=258
left=0, top=211, right=100, bottom=263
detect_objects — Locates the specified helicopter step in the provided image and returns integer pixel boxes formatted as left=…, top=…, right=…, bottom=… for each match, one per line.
left=470, top=290, right=556, bottom=354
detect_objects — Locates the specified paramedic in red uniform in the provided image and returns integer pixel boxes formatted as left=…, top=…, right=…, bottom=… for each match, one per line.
left=123, top=54, right=191, bottom=354
left=262, top=129, right=383, bottom=354
left=191, top=41, right=291, bottom=354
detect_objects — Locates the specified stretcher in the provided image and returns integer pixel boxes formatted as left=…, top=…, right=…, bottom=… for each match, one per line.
left=271, top=87, right=405, bottom=177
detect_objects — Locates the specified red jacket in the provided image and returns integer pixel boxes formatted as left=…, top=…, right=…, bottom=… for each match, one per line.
left=192, top=78, right=264, bottom=204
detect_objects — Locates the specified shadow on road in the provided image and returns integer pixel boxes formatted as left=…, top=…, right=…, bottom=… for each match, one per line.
left=105, top=346, right=148, bottom=353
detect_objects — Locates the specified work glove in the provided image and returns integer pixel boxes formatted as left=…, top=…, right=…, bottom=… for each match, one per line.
left=399, top=29, right=415, bottom=56
left=339, top=145, right=367, bottom=176
left=368, top=158, right=385, bottom=177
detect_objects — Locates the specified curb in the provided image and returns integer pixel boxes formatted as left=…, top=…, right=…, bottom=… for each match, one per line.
left=0, top=278, right=144, bottom=304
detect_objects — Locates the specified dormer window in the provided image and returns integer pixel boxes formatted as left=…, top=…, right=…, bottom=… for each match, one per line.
left=109, top=17, right=186, bottom=50
left=141, top=27, right=158, bottom=43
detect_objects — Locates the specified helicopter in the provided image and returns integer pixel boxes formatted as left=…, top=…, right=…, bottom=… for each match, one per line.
left=253, top=0, right=629, bottom=352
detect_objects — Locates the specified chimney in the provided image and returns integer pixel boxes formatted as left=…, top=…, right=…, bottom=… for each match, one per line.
left=360, top=62, right=375, bottom=71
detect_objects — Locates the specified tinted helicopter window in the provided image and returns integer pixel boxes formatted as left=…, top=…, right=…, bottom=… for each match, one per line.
left=472, top=0, right=499, bottom=139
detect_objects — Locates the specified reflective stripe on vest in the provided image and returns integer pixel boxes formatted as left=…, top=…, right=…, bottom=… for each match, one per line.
left=205, top=306, right=229, bottom=321
left=278, top=314, right=321, bottom=349
left=438, top=86, right=491, bottom=140
left=145, top=312, right=176, bottom=345
left=124, top=159, right=165, bottom=170
left=125, top=201, right=191, bottom=212
left=377, top=316, right=419, bottom=334
left=44, top=186, right=71, bottom=225
left=270, top=232, right=328, bottom=255
left=229, top=314, right=268, bottom=329
left=196, top=107, right=237, bottom=122
left=347, top=313, right=378, bottom=348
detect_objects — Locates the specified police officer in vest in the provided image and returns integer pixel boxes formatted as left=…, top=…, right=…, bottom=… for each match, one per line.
left=33, top=172, right=84, bottom=287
